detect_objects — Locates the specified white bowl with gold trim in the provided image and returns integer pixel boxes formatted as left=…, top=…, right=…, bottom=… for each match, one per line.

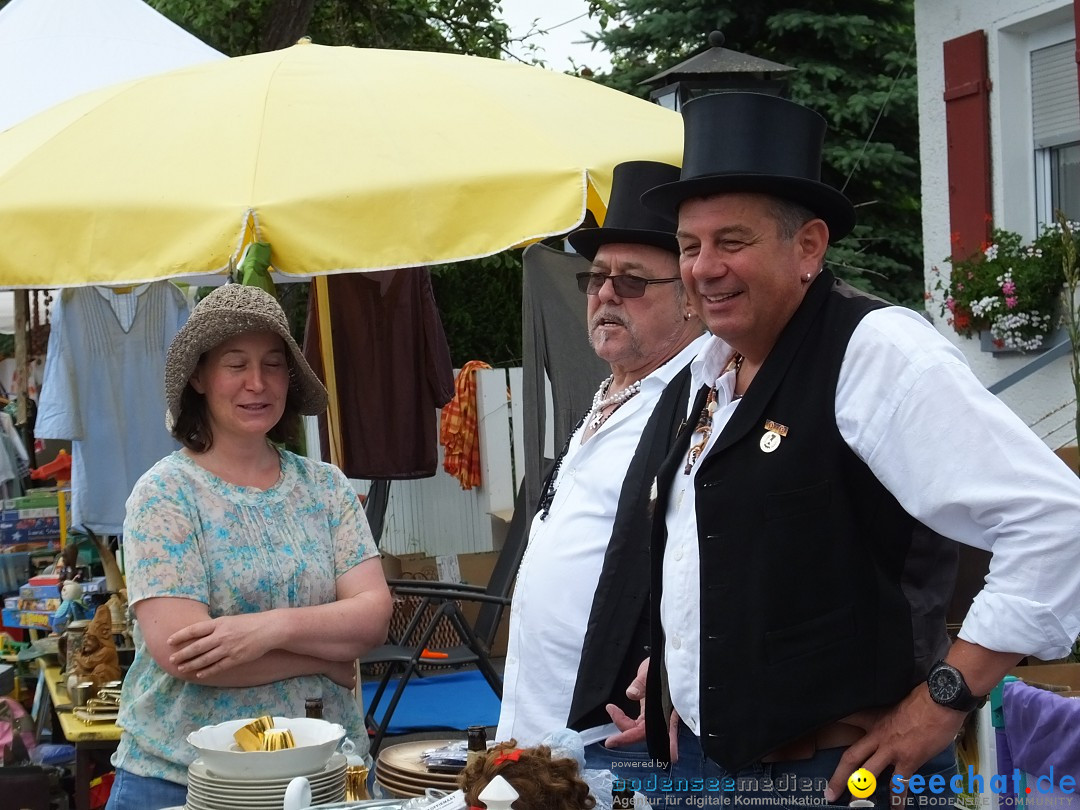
left=186, top=716, right=346, bottom=779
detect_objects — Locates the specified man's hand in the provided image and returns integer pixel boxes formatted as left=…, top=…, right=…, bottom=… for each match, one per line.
left=824, top=685, right=964, bottom=803
left=168, top=612, right=275, bottom=678
left=604, top=658, right=680, bottom=762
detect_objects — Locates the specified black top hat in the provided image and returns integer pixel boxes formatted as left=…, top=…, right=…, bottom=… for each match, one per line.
left=568, top=160, right=682, bottom=261
left=641, top=92, right=855, bottom=242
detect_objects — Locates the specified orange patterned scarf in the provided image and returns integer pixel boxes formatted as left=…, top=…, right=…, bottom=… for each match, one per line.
left=440, top=360, right=492, bottom=489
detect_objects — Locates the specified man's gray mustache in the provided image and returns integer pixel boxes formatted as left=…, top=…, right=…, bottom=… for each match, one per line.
left=590, top=311, right=628, bottom=330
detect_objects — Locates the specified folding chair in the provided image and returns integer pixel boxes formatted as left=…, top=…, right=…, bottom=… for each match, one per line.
left=361, top=484, right=530, bottom=754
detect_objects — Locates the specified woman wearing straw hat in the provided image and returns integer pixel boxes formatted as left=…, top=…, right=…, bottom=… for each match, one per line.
left=106, top=284, right=392, bottom=810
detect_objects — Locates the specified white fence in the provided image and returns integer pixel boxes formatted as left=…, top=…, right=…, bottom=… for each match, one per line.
left=321, top=366, right=549, bottom=557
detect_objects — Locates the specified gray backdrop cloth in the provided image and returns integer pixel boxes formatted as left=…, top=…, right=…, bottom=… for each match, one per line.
left=522, top=242, right=609, bottom=520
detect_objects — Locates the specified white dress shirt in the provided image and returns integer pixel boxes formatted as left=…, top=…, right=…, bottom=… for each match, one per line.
left=662, top=307, right=1080, bottom=735
left=498, top=334, right=708, bottom=746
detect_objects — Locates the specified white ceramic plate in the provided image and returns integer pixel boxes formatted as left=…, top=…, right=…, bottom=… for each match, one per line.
left=186, top=782, right=344, bottom=803
left=188, top=751, right=346, bottom=788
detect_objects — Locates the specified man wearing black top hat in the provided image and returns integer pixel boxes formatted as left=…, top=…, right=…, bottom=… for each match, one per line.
left=496, top=161, right=707, bottom=782
left=609, top=92, right=1080, bottom=806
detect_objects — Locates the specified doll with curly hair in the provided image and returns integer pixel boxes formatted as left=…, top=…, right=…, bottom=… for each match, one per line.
left=460, top=739, right=597, bottom=810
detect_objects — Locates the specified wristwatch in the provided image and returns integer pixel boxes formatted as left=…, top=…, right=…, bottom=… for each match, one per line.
left=926, top=659, right=987, bottom=712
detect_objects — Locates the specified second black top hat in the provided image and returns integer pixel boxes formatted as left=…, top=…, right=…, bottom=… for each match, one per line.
left=568, top=160, right=682, bottom=261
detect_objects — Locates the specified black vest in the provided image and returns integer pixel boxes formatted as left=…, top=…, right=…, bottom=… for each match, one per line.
left=536, top=361, right=695, bottom=732
left=566, top=364, right=694, bottom=731
left=645, top=272, right=956, bottom=771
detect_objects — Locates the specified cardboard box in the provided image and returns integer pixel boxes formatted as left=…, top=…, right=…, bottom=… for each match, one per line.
left=19, top=583, right=60, bottom=601
left=17, top=610, right=53, bottom=629
left=1009, top=662, right=1080, bottom=696
left=0, top=491, right=69, bottom=545
left=4, top=490, right=61, bottom=511
left=1054, top=446, right=1078, bottom=474
left=17, top=598, right=59, bottom=612
left=81, top=576, right=108, bottom=595
left=0, top=514, right=63, bottom=544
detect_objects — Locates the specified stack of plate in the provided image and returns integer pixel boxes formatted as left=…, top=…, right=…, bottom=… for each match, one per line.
left=374, top=740, right=462, bottom=799
left=185, top=751, right=347, bottom=810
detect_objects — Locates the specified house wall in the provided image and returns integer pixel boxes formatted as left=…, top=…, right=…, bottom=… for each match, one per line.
left=916, top=0, right=1077, bottom=448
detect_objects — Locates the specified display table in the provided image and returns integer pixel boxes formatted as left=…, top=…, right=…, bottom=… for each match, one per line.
left=42, top=663, right=121, bottom=810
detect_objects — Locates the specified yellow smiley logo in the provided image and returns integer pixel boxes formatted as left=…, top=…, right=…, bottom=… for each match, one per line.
left=847, top=768, right=877, bottom=798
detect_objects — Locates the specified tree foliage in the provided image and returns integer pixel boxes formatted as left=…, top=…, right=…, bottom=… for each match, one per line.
left=146, top=0, right=508, bottom=57
left=585, top=0, right=923, bottom=306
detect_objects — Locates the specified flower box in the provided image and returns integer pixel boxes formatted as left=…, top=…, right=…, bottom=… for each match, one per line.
left=979, top=324, right=1065, bottom=355
left=934, top=222, right=1079, bottom=353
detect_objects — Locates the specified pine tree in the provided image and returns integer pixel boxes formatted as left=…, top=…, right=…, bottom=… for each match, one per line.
left=587, top=0, right=923, bottom=306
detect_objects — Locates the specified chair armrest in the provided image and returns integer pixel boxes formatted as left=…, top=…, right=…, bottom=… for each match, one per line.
left=390, top=584, right=511, bottom=606
left=386, top=578, right=486, bottom=593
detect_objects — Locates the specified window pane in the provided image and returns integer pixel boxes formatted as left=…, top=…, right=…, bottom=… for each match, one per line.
left=1053, top=142, right=1080, bottom=221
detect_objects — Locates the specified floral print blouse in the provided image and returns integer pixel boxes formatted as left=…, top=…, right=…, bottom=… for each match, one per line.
left=111, top=449, right=378, bottom=784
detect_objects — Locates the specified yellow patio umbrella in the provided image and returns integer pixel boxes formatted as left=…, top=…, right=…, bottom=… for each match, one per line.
left=0, top=42, right=682, bottom=289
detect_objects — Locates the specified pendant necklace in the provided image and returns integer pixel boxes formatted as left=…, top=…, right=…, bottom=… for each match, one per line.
left=683, top=353, right=742, bottom=475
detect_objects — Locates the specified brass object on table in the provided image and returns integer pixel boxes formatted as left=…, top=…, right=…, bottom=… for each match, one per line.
left=345, top=764, right=371, bottom=800
left=71, top=681, right=97, bottom=708
left=260, top=728, right=296, bottom=751
left=234, top=715, right=275, bottom=751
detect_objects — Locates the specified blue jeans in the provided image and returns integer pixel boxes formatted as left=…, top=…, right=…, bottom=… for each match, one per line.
left=104, top=768, right=187, bottom=810
left=585, top=739, right=673, bottom=804
left=600, top=723, right=957, bottom=809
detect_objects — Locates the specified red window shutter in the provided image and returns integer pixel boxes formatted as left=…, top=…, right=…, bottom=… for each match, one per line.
left=943, top=30, right=992, bottom=262
left=1075, top=0, right=1080, bottom=94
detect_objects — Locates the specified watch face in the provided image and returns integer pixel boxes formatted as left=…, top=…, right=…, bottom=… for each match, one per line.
left=929, top=666, right=963, bottom=703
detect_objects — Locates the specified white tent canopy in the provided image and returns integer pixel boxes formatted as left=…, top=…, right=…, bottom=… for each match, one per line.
left=0, top=0, right=223, bottom=133
left=0, top=292, right=14, bottom=334
left=0, top=0, right=223, bottom=333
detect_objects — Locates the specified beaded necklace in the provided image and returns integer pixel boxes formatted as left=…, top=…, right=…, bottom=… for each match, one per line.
left=683, top=353, right=742, bottom=475
left=585, top=375, right=643, bottom=430
left=538, top=376, right=642, bottom=520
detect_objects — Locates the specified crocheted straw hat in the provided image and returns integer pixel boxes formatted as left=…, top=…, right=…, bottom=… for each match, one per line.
left=165, top=284, right=327, bottom=428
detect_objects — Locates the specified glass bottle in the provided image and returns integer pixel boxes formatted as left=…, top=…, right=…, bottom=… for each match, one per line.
left=612, top=782, right=636, bottom=809
left=466, top=725, right=487, bottom=765
left=305, top=697, right=324, bottom=719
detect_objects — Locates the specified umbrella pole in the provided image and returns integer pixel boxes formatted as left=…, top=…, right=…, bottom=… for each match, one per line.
left=313, top=277, right=343, bottom=468
left=13, top=290, right=36, bottom=467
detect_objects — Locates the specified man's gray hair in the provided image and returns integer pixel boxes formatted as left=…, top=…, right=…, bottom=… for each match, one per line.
left=766, top=197, right=818, bottom=240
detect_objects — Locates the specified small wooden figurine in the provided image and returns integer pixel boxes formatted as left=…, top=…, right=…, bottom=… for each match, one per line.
left=72, top=605, right=121, bottom=687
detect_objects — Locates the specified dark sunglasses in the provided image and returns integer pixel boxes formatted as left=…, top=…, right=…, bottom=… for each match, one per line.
left=575, top=271, right=681, bottom=298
